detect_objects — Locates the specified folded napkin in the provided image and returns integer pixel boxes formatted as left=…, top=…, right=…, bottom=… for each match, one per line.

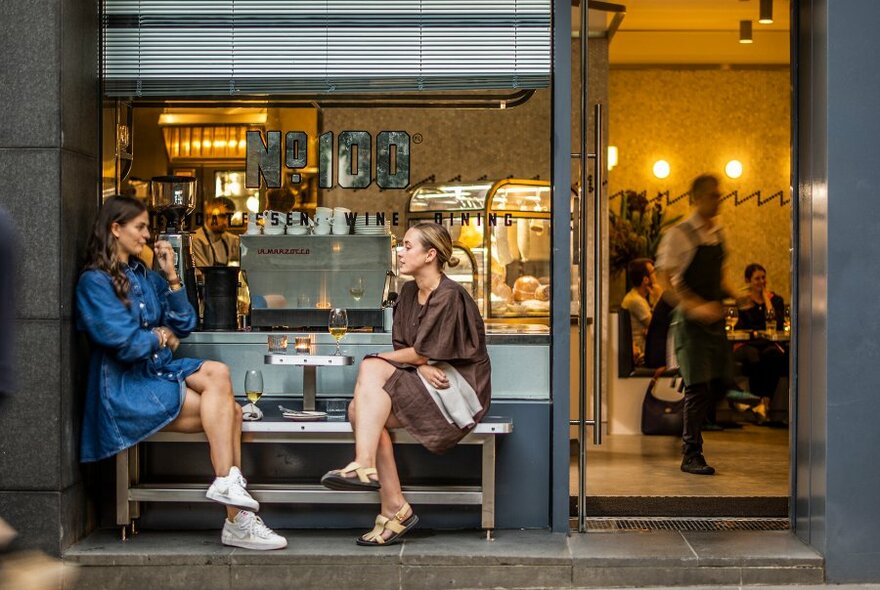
left=417, top=362, right=483, bottom=429
left=241, top=402, right=263, bottom=421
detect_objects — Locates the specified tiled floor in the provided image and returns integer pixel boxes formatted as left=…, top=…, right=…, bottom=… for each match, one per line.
left=572, top=424, right=790, bottom=497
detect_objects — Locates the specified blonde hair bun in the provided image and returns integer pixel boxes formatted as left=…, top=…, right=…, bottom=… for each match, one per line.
left=447, top=256, right=461, bottom=268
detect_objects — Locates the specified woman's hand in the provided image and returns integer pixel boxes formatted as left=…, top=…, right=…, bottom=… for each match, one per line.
left=155, top=326, right=180, bottom=352
left=154, top=240, right=178, bottom=280
left=418, top=364, right=449, bottom=389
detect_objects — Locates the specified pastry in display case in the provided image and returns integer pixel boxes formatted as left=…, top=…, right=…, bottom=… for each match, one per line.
left=406, top=179, right=551, bottom=322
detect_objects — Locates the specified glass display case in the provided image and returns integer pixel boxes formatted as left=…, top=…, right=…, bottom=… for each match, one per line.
left=407, top=179, right=551, bottom=322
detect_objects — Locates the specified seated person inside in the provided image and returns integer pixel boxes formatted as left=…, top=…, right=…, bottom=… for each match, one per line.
left=733, top=263, right=788, bottom=423
left=620, top=258, right=660, bottom=365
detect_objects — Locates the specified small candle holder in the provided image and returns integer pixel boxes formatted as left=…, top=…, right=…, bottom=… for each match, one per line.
left=294, top=336, right=311, bottom=354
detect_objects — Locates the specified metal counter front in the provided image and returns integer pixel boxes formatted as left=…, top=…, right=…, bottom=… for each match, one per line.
left=177, top=330, right=551, bottom=403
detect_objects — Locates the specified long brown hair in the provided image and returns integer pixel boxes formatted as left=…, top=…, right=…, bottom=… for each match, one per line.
left=85, top=196, right=148, bottom=305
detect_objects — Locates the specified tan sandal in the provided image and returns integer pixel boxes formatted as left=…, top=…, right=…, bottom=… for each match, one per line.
left=356, top=502, right=419, bottom=546
left=320, top=462, right=381, bottom=491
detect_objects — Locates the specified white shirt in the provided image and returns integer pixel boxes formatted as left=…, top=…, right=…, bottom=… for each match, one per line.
left=621, top=288, right=653, bottom=355
left=655, top=211, right=725, bottom=292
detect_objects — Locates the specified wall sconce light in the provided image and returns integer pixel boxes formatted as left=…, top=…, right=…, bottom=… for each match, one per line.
left=759, top=0, right=774, bottom=24
left=652, top=160, right=671, bottom=179
left=607, top=146, right=618, bottom=171
left=725, top=160, right=744, bottom=179
left=740, top=20, right=753, bottom=44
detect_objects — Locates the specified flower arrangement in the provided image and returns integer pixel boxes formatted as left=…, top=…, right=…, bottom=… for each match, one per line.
left=609, top=190, right=682, bottom=278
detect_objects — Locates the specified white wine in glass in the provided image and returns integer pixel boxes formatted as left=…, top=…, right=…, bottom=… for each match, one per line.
left=349, top=276, right=365, bottom=301
left=244, top=369, right=264, bottom=406
left=328, top=308, right=348, bottom=355
left=724, top=306, right=739, bottom=333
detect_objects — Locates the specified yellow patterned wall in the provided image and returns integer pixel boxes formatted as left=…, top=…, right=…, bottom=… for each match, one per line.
left=608, top=68, right=792, bottom=300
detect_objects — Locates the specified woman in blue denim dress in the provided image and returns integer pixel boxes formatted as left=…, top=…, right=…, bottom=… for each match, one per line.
left=76, top=196, right=285, bottom=550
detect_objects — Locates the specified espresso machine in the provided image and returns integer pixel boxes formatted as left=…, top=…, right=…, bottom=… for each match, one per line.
left=240, top=234, right=392, bottom=330
left=150, top=175, right=199, bottom=314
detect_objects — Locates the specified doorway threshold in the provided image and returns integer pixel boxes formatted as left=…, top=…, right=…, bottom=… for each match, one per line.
left=577, top=516, right=789, bottom=533
left=573, top=495, right=789, bottom=517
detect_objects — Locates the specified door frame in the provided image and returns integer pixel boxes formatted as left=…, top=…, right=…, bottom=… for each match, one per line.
left=550, top=0, right=803, bottom=533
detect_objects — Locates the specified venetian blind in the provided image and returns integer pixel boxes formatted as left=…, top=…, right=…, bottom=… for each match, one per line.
left=102, top=0, right=551, bottom=97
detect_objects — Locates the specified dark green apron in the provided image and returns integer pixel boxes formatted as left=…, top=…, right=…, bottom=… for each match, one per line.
left=672, top=227, right=733, bottom=386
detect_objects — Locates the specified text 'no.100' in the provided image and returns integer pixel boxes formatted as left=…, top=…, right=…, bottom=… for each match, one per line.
left=246, top=130, right=411, bottom=190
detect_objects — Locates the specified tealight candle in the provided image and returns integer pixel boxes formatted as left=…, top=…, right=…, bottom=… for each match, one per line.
left=294, top=336, right=311, bottom=354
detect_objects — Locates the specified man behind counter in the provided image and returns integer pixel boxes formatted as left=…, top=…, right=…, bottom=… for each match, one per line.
left=192, top=197, right=240, bottom=268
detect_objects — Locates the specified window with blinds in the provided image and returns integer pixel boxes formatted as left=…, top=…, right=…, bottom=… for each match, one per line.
left=102, top=1, right=551, bottom=97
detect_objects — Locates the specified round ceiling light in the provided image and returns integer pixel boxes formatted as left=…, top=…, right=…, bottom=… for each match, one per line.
left=725, top=160, right=744, bottom=179
left=652, top=160, right=671, bottom=179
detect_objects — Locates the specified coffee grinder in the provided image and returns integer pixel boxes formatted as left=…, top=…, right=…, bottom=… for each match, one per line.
left=150, top=175, right=199, bottom=314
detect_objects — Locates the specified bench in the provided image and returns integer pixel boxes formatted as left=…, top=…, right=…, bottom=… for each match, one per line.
left=116, top=411, right=512, bottom=538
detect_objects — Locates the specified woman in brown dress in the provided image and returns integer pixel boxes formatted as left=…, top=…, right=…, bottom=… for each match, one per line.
left=321, top=222, right=491, bottom=545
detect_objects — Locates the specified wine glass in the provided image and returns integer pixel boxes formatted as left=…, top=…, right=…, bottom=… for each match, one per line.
left=349, top=276, right=365, bottom=302
left=765, top=306, right=777, bottom=334
left=783, top=304, right=792, bottom=334
left=724, top=305, right=739, bottom=333
left=244, top=369, right=264, bottom=409
left=328, top=308, right=348, bottom=355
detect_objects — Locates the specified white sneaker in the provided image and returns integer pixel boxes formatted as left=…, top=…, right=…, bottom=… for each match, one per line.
left=206, top=466, right=260, bottom=512
left=221, top=511, right=288, bottom=550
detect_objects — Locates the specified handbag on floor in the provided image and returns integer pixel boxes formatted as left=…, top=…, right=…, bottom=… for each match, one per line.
left=641, top=376, right=684, bottom=436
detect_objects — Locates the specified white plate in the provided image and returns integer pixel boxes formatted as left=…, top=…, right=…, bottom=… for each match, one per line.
left=282, top=410, right=327, bottom=421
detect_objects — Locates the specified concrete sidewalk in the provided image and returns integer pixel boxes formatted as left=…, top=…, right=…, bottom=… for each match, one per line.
left=63, top=528, right=824, bottom=589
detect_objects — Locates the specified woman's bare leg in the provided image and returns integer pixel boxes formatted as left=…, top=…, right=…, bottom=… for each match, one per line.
left=377, top=419, right=411, bottom=521
left=350, top=359, right=396, bottom=471
left=164, top=383, right=240, bottom=521
left=175, top=361, right=239, bottom=477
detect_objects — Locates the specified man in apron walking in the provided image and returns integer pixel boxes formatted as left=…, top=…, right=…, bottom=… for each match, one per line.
left=657, top=174, right=736, bottom=475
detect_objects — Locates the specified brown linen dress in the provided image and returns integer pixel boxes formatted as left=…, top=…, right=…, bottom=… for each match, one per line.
left=377, top=274, right=492, bottom=454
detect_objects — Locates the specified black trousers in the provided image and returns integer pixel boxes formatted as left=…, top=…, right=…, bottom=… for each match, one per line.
left=733, top=342, right=787, bottom=399
left=682, top=379, right=726, bottom=457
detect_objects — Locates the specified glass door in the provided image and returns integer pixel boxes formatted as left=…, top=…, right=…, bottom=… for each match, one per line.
left=569, top=0, right=794, bottom=528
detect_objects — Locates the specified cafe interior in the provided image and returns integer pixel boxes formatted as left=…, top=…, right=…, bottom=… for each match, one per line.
left=104, top=0, right=793, bottom=524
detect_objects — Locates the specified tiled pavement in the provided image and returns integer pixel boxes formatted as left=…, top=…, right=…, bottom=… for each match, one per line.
left=63, top=528, right=825, bottom=589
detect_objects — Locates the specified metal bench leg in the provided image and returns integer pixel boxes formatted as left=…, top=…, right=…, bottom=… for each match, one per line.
left=481, top=436, right=496, bottom=536
left=116, top=444, right=141, bottom=536
left=130, top=443, right=141, bottom=526
left=116, top=448, right=131, bottom=528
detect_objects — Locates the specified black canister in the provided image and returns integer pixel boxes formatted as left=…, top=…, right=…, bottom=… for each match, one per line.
left=200, top=266, right=240, bottom=331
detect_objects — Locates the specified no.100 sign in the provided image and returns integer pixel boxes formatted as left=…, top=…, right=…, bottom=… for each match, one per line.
left=246, top=130, right=410, bottom=190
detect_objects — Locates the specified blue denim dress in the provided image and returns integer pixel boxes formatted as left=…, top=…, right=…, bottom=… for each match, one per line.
left=76, top=259, right=203, bottom=462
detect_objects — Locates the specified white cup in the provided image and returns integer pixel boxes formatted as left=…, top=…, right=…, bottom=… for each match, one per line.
left=263, top=210, right=285, bottom=235
left=287, top=211, right=312, bottom=228
left=313, top=223, right=332, bottom=236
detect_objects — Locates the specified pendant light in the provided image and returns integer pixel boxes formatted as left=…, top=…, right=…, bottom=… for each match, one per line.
left=759, top=0, right=774, bottom=24
left=739, top=20, right=753, bottom=44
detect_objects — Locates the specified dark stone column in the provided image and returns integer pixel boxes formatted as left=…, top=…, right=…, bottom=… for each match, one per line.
left=0, top=0, right=99, bottom=555
left=798, top=0, right=880, bottom=582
